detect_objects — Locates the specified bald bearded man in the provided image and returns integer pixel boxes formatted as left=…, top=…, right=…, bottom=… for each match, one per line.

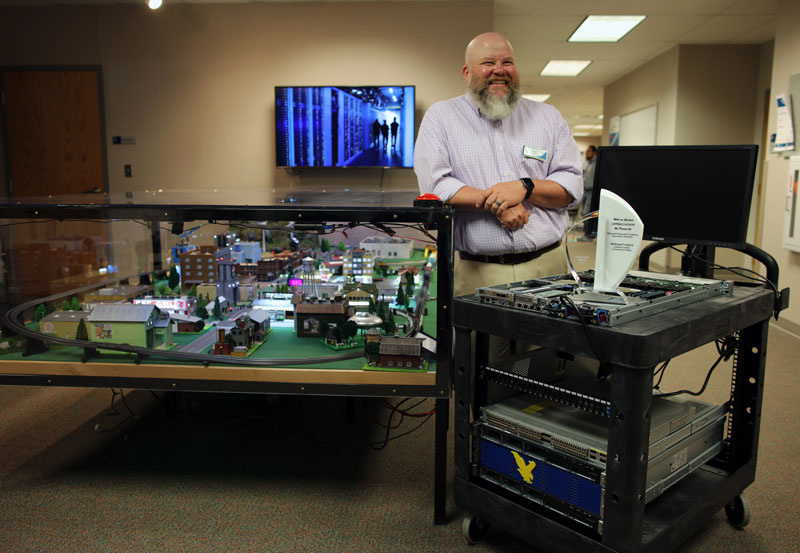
left=414, top=31, right=582, bottom=298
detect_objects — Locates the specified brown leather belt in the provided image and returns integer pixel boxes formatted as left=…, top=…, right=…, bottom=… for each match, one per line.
left=459, top=241, right=560, bottom=265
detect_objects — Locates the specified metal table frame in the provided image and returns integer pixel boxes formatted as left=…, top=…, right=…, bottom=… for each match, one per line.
left=453, top=285, right=774, bottom=552
left=0, top=203, right=454, bottom=525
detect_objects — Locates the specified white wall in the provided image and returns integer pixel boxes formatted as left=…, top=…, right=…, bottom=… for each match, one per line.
left=762, top=0, right=800, bottom=330
left=602, top=47, right=679, bottom=147
left=0, top=2, right=492, bottom=205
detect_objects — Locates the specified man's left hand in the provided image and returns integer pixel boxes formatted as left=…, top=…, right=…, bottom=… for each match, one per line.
left=478, top=180, right=527, bottom=215
left=497, top=203, right=529, bottom=230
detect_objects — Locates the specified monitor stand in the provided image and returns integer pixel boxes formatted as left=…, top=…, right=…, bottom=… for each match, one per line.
left=680, top=245, right=716, bottom=279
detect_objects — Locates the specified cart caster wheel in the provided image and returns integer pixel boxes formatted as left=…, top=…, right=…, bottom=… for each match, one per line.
left=462, top=514, right=491, bottom=545
left=725, top=494, right=751, bottom=529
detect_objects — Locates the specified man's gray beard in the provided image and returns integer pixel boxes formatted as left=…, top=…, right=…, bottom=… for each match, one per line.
left=467, top=82, right=520, bottom=121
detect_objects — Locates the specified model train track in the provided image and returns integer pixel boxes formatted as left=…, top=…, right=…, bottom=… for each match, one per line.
left=5, top=285, right=419, bottom=368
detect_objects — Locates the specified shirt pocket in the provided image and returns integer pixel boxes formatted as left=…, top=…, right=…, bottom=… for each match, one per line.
left=520, top=155, right=550, bottom=180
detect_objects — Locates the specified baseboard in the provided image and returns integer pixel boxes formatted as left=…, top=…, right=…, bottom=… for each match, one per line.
left=771, top=317, right=800, bottom=339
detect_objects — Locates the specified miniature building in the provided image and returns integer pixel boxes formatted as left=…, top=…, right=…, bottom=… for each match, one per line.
left=237, top=262, right=259, bottom=278
left=39, top=310, right=92, bottom=339
left=133, top=295, right=196, bottom=316
left=84, top=284, right=152, bottom=303
left=378, top=336, right=424, bottom=369
left=180, top=251, right=217, bottom=288
left=257, top=258, right=281, bottom=281
left=251, top=294, right=294, bottom=321
left=232, top=241, right=262, bottom=263
left=87, top=304, right=172, bottom=349
left=343, top=283, right=378, bottom=310
left=213, top=328, right=231, bottom=355
left=247, top=309, right=271, bottom=332
left=228, top=315, right=257, bottom=349
left=342, top=248, right=375, bottom=284
left=360, top=236, right=413, bottom=259
left=293, top=294, right=354, bottom=337
left=180, top=247, right=239, bottom=303
left=169, top=312, right=204, bottom=333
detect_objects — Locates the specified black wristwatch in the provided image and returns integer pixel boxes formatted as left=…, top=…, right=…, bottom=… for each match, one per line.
left=520, top=177, right=535, bottom=200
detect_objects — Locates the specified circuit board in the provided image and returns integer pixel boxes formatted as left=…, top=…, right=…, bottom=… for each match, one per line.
left=475, top=270, right=732, bottom=326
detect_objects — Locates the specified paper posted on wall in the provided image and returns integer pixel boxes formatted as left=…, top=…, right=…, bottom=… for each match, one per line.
left=775, top=93, right=795, bottom=152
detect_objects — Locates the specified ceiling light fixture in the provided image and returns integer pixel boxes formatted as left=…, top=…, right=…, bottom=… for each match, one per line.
left=522, top=94, right=551, bottom=103
left=148, top=0, right=162, bottom=9
left=540, top=60, right=591, bottom=77
left=568, top=15, right=646, bottom=43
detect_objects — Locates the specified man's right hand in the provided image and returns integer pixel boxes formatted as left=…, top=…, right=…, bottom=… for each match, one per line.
left=497, top=203, right=529, bottom=230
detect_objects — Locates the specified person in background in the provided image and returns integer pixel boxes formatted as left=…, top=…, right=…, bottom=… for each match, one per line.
left=414, top=31, right=582, bottom=300
left=577, top=145, right=597, bottom=242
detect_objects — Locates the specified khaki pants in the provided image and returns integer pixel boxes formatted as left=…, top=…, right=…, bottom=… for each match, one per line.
left=454, top=243, right=569, bottom=363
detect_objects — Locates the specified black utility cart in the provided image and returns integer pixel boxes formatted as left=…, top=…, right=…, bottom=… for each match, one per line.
left=452, top=245, right=786, bottom=553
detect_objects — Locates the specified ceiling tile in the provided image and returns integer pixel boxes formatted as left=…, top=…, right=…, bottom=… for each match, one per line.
left=496, top=15, right=585, bottom=42
left=677, top=14, right=774, bottom=42
left=729, top=19, right=776, bottom=43
left=722, top=0, right=779, bottom=15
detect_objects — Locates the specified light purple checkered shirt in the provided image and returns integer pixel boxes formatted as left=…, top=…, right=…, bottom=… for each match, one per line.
left=414, top=95, right=582, bottom=256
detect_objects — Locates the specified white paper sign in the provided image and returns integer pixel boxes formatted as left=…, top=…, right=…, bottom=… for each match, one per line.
left=775, top=93, right=795, bottom=152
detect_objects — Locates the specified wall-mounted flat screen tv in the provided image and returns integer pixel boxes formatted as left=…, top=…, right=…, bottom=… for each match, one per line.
left=275, top=86, right=415, bottom=168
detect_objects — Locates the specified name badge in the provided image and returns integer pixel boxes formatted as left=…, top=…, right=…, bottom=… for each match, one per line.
left=522, top=145, right=548, bottom=161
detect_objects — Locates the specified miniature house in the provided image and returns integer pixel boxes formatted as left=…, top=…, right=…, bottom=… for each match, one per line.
left=39, top=310, right=92, bottom=339
left=293, top=293, right=354, bottom=337
left=378, top=336, right=424, bottom=369
left=87, top=304, right=172, bottom=349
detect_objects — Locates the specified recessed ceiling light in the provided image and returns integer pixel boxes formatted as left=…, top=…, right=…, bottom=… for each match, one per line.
left=568, top=15, right=646, bottom=43
left=540, top=60, right=591, bottom=77
left=148, top=0, right=162, bottom=9
left=574, top=124, right=603, bottom=130
left=522, top=94, right=551, bottom=103
left=573, top=132, right=593, bottom=137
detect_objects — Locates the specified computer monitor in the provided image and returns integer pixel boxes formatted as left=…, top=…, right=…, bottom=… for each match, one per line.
left=589, top=145, right=758, bottom=249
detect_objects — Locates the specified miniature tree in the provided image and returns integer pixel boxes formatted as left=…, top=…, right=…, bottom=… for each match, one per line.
left=364, top=340, right=380, bottom=362
left=187, top=284, right=197, bottom=298
left=167, top=264, right=180, bottom=290
left=212, top=297, right=222, bottom=320
left=336, top=241, right=346, bottom=252
left=70, top=297, right=81, bottom=311
left=405, top=272, right=415, bottom=300
left=195, top=294, right=208, bottom=320
left=368, top=296, right=377, bottom=314
left=342, top=320, right=358, bottom=343
left=75, top=318, right=89, bottom=341
left=62, top=300, right=70, bottom=311
left=158, top=283, right=171, bottom=296
left=380, top=303, right=397, bottom=335
left=34, top=304, right=47, bottom=322
left=320, top=238, right=330, bottom=253
left=396, top=284, right=406, bottom=307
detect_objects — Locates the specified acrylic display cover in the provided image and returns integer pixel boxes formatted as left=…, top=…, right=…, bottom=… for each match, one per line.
left=275, top=86, right=415, bottom=168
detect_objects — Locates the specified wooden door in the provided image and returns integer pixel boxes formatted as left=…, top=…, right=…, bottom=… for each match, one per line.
left=1, top=68, right=110, bottom=304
